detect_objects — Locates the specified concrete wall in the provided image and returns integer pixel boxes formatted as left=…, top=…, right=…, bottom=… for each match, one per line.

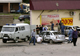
left=30, top=10, right=80, bottom=27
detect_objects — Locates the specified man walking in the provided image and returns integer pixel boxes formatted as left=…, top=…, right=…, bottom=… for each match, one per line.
left=61, top=23, right=65, bottom=35
left=29, top=29, right=36, bottom=45
left=72, top=29, right=78, bottom=46
left=50, top=21, right=54, bottom=30
left=68, top=27, right=73, bottom=43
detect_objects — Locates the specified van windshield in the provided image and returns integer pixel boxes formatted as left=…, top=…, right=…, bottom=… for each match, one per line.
left=2, top=27, right=14, bottom=32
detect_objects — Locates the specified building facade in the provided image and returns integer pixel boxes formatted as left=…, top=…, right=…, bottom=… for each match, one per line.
left=30, top=0, right=80, bottom=27
left=0, top=0, right=22, bottom=13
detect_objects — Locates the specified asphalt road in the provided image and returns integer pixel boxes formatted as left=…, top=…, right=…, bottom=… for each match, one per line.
left=0, top=38, right=80, bottom=56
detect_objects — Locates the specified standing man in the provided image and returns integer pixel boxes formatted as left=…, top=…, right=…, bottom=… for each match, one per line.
left=42, top=25, right=45, bottom=31
left=72, top=29, right=78, bottom=46
left=68, top=27, right=73, bottom=43
left=50, top=21, right=54, bottom=30
left=59, top=20, right=62, bottom=29
left=39, top=25, right=42, bottom=33
left=61, top=23, right=65, bottom=35
left=29, top=29, right=36, bottom=45
left=36, top=25, right=39, bottom=34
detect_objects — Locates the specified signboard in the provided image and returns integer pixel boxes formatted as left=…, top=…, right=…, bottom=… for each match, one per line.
left=61, top=18, right=73, bottom=25
left=41, top=14, right=60, bottom=26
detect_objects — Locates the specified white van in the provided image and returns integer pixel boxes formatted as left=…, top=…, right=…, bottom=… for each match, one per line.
left=1, top=23, right=36, bottom=43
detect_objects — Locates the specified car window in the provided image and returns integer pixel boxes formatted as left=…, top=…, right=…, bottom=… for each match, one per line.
left=39, top=32, right=46, bottom=35
left=46, top=32, right=50, bottom=35
left=73, top=26, right=79, bottom=29
left=20, top=15, right=24, bottom=17
left=52, top=32, right=61, bottom=35
left=65, top=26, right=71, bottom=29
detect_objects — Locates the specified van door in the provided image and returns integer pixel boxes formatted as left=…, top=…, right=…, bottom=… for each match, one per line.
left=20, top=26, right=25, bottom=39
left=15, top=27, right=21, bottom=39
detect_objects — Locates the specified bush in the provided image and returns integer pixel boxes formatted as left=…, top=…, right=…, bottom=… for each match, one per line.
left=24, top=19, right=30, bottom=24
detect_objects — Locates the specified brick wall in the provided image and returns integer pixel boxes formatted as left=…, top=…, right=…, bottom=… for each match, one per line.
left=0, top=3, right=8, bottom=13
left=0, top=3, right=19, bottom=13
left=12, top=3, right=19, bottom=10
left=0, top=15, right=13, bottom=26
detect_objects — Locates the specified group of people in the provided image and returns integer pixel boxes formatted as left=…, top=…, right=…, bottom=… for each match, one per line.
left=29, top=21, right=78, bottom=46
left=36, top=25, right=48, bottom=34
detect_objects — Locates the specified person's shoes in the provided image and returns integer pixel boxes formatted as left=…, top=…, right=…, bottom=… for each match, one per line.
left=34, top=44, right=36, bottom=46
left=71, top=41, right=73, bottom=43
left=74, top=45, right=77, bottom=46
left=68, top=42, right=70, bottom=43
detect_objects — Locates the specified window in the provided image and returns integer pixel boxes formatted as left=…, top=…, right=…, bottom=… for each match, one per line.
left=51, top=33, right=52, bottom=35
left=19, top=27, right=21, bottom=31
left=52, top=32, right=61, bottom=35
left=10, top=4, right=13, bottom=10
left=21, top=26, right=25, bottom=30
left=15, top=27, right=18, bottom=32
left=2, top=27, right=14, bottom=32
left=46, top=32, right=50, bottom=35
left=39, top=32, right=46, bottom=35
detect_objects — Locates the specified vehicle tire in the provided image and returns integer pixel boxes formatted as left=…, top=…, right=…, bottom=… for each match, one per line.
left=20, top=20, right=22, bottom=22
left=3, top=39, right=7, bottom=43
left=24, top=37, right=28, bottom=42
left=49, top=40, right=53, bottom=44
left=14, top=38, right=18, bottom=43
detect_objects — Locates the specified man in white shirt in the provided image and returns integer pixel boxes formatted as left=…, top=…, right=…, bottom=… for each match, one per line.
left=37, top=36, right=43, bottom=43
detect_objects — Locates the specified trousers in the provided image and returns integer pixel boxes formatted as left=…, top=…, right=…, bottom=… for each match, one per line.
left=29, top=36, right=35, bottom=45
left=73, top=38, right=77, bottom=46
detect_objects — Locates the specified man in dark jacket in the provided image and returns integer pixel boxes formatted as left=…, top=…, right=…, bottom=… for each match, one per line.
left=61, top=23, right=65, bottom=35
left=72, top=29, right=78, bottom=46
left=50, top=21, right=54, bottom=30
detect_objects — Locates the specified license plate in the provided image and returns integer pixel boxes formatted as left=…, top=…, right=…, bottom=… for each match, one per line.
left=4, top=37, right=8, bottom=39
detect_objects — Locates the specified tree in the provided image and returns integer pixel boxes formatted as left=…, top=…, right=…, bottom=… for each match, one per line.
left=23, top=0, right=29, bottom=3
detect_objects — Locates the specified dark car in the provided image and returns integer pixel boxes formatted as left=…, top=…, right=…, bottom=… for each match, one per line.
left=18, top=15, right=30, bottom=21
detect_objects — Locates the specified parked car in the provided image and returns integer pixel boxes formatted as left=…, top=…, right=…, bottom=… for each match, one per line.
left=36, top=31, right=65, bottom=44
left=18, top=15, right=30, bottom=21
left=10, top=9, right=16, bottom=13
left=64, top=26, right=80, bottom=36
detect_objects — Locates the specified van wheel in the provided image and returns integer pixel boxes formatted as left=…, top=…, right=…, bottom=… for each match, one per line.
left=3, top=39, right=7, bottom=43
left=24, top=37, right=28, bottom=42
left=14, top=38, right=18, bottom=43
left=49, top=40, right=53, bottom=44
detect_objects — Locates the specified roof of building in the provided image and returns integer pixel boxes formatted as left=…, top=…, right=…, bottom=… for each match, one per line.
left=0, top=0, right=22, bottom=3
left=30, top=0, right=80, bottom=10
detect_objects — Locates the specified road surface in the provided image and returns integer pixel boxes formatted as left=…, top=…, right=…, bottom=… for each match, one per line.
left=0, top=38, right=80, bottom=56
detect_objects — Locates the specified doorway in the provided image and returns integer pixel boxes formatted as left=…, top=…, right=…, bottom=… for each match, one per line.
left=0, top=5, right=3, bottom=12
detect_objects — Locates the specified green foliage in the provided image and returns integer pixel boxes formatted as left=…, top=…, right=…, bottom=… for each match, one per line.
left=23, top=0, right=29, bottom=3
left=24, top=19, right=30, bottom=24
